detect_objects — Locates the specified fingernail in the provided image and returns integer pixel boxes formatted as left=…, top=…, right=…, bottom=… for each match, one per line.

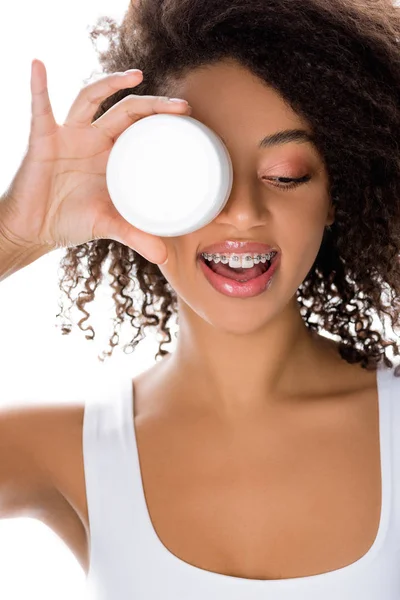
left=168, top=98, right=188, bottom=104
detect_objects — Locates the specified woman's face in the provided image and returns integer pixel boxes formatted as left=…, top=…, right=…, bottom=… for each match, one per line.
left=158, top=58, right=334, bottom=333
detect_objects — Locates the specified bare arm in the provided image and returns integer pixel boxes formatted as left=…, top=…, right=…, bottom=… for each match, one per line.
left=0, top=197, right=54, bottom=283
left=0, top=405, right=55, bottom=519
left=0, top=236, right=53, bottom=283
left=0, top=403, right=80, bottom=519
left=0, top=403, right=89, bottom=573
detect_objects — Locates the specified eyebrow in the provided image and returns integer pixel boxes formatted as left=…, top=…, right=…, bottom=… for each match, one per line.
left=258, top=129, right=317, bottom=149
left=217, top=128, right=318, bottom=151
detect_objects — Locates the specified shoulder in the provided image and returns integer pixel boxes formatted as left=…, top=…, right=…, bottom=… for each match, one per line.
left=0, top=401, right=90, bottom=571
left=0, top=401, right=86, bottom=517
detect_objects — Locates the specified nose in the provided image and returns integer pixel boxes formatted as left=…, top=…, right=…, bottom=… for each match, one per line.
left=213, top=170, right=268, bottom=231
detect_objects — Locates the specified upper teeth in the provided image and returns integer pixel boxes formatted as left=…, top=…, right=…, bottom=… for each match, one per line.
left=202, top=251, right=277, bottom=269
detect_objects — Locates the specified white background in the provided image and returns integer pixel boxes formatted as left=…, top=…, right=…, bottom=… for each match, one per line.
left=0, top=1, right=399, bottom=598
left=0, top=1, right=173, bottom=598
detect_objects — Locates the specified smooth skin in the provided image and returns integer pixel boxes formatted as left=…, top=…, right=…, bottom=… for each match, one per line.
left=0, top=59, right=192, bottom=571
left=0, top=59, right=192, bottom=266
left=0, top=58, right=383, bottom=581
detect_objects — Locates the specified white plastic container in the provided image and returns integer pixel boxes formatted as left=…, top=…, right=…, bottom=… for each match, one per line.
left=106, top=113, right=233, bottom=237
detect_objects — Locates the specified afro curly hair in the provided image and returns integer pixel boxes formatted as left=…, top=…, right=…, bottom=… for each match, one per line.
left=56, top=0, right=400, bottom=374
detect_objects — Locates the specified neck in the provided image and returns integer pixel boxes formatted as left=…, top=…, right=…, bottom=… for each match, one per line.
left=166, top=297, right=341, bottom=420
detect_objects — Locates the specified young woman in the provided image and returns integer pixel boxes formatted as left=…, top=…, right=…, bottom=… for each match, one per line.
left=1, top=0, right=400, bottom=598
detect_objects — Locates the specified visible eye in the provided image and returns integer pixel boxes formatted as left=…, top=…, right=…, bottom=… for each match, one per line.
left=262, top=174, right=312, bottom=191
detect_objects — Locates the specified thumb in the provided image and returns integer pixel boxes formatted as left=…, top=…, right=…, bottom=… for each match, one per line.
left=104, top=215, right=169, bottom=266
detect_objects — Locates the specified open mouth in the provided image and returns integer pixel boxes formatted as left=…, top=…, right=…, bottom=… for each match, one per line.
left=199, top=253, right=277, bottom=282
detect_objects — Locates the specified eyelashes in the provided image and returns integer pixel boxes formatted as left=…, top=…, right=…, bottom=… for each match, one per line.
left=262, top=174, right=312, bottom=191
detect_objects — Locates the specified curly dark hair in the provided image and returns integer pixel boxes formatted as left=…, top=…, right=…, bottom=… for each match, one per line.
left=56, top=0, right=400, bottom=373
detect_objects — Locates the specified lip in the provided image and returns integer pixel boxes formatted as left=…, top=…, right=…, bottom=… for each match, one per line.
left=199, top=251, right=280, bottom=299
left=198, top=240, right=278, bottom=257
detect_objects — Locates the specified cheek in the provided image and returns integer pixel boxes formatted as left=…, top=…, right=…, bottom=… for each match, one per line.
left=276, top=206, right=326, bottom=260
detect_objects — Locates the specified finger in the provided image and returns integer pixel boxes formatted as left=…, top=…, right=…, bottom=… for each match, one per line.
left=96, top=213, right=168, bottom=265
left=65, top=70, right=144, bottom=127
left=29, top=59, right=58, bottom=142
left=91, top=95, right=192, bottom=142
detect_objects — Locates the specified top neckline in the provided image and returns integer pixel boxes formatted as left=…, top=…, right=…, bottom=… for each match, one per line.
left=124, top=365, right=393, bottom=588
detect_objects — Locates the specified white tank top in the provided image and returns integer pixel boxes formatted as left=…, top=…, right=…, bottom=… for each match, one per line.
left=82, top=364, right=400, bottom=599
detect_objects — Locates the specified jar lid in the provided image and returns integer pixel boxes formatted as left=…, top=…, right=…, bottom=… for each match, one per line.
left=106, top=113, right=233, bottom=237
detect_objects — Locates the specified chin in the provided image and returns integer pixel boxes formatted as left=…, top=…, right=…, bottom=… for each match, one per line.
left=179, top=291, right=282, bottom=334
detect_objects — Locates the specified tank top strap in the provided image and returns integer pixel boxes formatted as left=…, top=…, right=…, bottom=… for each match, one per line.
left=383, top=365, right=400, bottom=536
left=83, top=367, right=158, bottom=598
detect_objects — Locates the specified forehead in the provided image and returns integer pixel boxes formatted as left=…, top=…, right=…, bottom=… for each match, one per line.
left=175, top=60, right=286, bottom=104
left=171, top=59, right=316, bottom=152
